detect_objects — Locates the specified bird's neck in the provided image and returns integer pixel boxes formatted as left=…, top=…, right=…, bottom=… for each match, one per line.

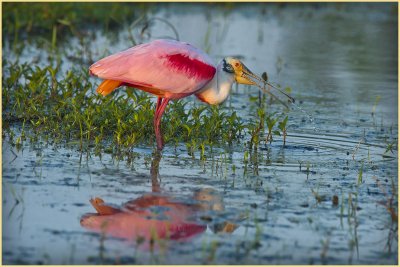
left=195, top=64, right=235, bottom=105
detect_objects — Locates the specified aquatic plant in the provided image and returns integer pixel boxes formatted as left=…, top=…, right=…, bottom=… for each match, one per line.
left=277, top=115, right=288, bottom=145
left=373, top=176, right=398, bottom=223
left=265, top=113, right=279, bottom=144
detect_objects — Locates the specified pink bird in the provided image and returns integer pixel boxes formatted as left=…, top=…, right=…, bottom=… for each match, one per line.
left=90, top=39, right=286, bottom=150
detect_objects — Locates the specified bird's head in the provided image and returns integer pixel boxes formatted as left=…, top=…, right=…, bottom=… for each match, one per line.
left=222, top=57, right=295, bottom=104
left=222, top=57, right=263, bottom=86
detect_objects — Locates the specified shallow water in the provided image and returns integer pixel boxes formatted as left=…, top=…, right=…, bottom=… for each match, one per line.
left=3, top=3, right=398, bottom=264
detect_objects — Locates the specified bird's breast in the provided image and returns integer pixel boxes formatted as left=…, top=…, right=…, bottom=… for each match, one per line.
left=195, top=75, right=234, bottom=105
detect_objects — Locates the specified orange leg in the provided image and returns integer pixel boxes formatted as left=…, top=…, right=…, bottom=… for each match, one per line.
left=153, top=97, right=170, bottom=150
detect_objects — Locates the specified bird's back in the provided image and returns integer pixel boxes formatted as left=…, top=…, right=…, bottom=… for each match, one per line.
left=89, top=39, right=216, bottom=98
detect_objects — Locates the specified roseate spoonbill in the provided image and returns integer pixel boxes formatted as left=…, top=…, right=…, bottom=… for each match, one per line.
left=89, top=39, right=293, bottom=150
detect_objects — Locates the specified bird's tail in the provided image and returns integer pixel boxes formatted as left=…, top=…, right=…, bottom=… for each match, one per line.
left=96, top=79, right=122, bottom=96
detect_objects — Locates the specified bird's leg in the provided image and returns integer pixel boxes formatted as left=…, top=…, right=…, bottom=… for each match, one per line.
left=154, top=97, right=164, bottom=140
left=154, top=98, right=170, bottom=150
left=154, top=97, right=163, bottom=129
left=156, top=97, right=162, bottom=111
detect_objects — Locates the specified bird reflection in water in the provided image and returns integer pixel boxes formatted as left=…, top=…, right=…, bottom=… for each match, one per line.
left=80, top=150, right=240, bottom=249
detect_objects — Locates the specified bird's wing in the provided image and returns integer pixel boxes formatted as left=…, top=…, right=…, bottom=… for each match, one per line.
left=89, top=39, right=216, bottom=97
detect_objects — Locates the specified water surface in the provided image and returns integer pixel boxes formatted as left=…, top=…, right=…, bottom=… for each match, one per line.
left=3, top=3, right=398, bottom=264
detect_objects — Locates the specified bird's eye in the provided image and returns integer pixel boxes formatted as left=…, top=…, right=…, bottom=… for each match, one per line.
left=223, top=60, right=234, bottom=73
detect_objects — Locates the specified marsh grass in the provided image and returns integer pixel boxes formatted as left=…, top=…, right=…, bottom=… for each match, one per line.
left=3, top=3, right=147, bottom=45
left=3, top=57, right=288, bottom=157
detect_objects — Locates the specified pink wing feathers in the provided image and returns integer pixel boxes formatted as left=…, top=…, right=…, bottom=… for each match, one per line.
left=89, top=39, right=216, bottom=99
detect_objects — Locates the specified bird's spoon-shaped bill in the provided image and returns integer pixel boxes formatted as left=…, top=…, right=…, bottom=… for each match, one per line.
left=240, top=67, right=295, bottom=107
